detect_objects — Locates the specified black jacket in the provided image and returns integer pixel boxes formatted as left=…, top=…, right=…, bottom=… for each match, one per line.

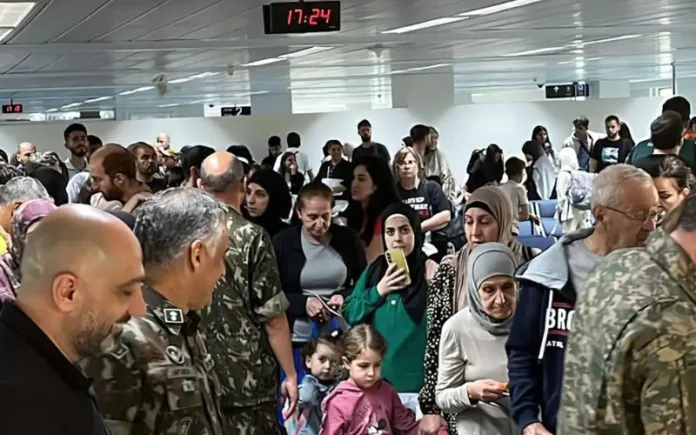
left=272, top=224, right=367, bottom=335
left=0, top=302, right=110, bottom=435
left=316, top=159, right=353, bottom=200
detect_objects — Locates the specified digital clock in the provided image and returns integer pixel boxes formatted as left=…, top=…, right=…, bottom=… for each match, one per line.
left=263, top=1, right=341, bottom=34
left=1, top=104, right=22, bottom=114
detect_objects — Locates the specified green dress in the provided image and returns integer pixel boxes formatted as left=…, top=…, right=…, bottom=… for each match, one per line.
left=343, top=268, right=427, bottom=393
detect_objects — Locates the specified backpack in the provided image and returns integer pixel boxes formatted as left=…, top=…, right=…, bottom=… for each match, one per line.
left=567, top=170, right=597, bottom=210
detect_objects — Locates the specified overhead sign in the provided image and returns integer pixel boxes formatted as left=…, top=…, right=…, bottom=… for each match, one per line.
left=2, top=104, right=23, bottom=114
left=545, top=83, right=591, bottom=99
left=221, top=106, right=251, bottom=116
left=263, top=1, right=341, bottom=34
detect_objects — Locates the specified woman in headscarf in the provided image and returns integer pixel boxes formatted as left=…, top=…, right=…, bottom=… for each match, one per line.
left=343, top=202, right=434, bottom=416
left=0, top=199, right=57, bottom=301
left=522, top=140, right=557, bottom=200
left=555, top=148, right=592, bottom=232
left=435, top=243, right=520, bottom=435
left=31, top=166, right=69, bottom=206
left=418, top=186, right=538, bottom=434
left=243, top=169, right=292, bottom=238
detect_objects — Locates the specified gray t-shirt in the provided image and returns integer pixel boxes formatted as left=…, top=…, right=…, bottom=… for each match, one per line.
left=293, top=230, right=347, bottom=342
left=566, top=238, right=602, bottom=296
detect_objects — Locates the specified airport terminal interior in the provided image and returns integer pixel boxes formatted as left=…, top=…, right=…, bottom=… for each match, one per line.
left=0, top=1, right=694, bottom=434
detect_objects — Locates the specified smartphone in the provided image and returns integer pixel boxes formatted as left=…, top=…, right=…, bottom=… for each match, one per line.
left=385, top=248, right=411, bottom=286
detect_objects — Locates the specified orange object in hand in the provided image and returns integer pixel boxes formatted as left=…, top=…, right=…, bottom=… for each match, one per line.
left=499, top=382, right=508, bottom=391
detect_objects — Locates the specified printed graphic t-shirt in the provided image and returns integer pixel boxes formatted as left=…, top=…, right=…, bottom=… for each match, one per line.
left=590, top=137, right=633, bottom=172
left=398, top=180, right=449, bottom=222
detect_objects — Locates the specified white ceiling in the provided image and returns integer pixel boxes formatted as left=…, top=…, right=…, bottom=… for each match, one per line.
left=0, top=0, right=694, bottom=114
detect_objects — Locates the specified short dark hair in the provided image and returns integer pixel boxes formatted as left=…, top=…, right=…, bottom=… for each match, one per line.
left=87, top=135, right=103, bottom=147
left=651, top=111, right=684, bottom=150
left=301, top=336, right=342, bottom=359
left=287, top=132, right=301, bottom=148
left=634, top=154, right=695, bottom=191
left=675, top=193, right=696, bottom=232
left=0, top=163, right=22, bottom=185
left=297, top=181, right=334, bottom=210
left=268, top=136, right=281, bottom=147
left=505, top=157, right=526, bottom=177
left=165, top=167, right=185, bottom=188
left=573, top=116, right=590, bottom=129
left=663, top=96, right=691, bottom=122
left=689, top=117, right=696, bottom=130
left=357, top=119, right=371, bottom=129
left=101, top=146, right=137, bottom=179
left=410, top=124, right=431, bottom=142
left=63, top=123, right=87, bottom=140
left=181, top=145, right=215, bottom=181
left=605, top=115, right=620, bottom=124
left=0, top=149, right=8, bottom=163
left=128, top=142, right=155, bottom=155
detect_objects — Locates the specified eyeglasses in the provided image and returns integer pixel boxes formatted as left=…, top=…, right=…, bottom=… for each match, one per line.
left=604, top=205, right=663, bottom=225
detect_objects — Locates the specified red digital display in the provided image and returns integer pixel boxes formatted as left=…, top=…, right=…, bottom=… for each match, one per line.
left=2, top=104, right=23, bottom=114
left=264, top=2, right=340, bottom=34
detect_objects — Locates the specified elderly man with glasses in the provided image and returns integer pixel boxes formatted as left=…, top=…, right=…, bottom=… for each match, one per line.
left=505, top=164, right=659, bottom=435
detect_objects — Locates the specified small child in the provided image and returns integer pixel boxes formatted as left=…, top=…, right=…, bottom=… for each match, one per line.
left=296, top=336, right=343, bottom=435
left=320, top=325, right=448, bottom=435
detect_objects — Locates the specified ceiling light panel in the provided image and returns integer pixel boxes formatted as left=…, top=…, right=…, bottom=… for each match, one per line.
left=382, top=17, right=467, bottom=34
left=0, top=2, right=35, bottom=27
left=84, top=96, right=112, bottom=103
left=279, top=46, right=334, bottom=59
left=390, top=63, right=451, bottom=74
left=242, top=58, right=283, bottom=67
left=169, top=72, right=221, bottom=84
left=459, top=0, right=543, bottom=16
left=118, top=86, right=154, bottom=96
left=503, top=46, right=566, bottom=57
left=61, top=102, right=82, bottom=109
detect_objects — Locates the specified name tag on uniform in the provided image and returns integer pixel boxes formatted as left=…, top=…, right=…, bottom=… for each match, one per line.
left=167, top=366, right=196, bottom=380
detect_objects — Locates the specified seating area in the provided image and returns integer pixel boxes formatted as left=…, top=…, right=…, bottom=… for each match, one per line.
left=518, top=200, right=562, bottom=251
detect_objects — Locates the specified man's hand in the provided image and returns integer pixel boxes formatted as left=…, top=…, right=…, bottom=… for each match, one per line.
left=281, top=374, right=298, bottom=418
left=418, top=414, right=444, bottom=435
left=522, top=422, right=553, bottom=435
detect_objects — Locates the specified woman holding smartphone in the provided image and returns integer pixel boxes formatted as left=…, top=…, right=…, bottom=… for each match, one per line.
left=343, top=202, right=442, bottom=420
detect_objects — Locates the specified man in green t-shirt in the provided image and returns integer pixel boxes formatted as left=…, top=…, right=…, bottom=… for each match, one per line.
left=626, top=96, right=696, bottom=168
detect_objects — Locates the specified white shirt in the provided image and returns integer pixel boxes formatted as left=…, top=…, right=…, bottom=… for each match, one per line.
left=273, top=148, right=311, bottom=175
left=64, top=156, right=87, bottom=180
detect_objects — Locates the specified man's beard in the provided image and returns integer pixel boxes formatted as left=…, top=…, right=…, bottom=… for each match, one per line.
left=360, top=134, right=371, bottom=142
left=72, top=146, right=88, bottom=158
left=141, top=165, right=157, bottom=176
left=103, top=185, right=124, bottom=201
left=73, top=310, right=131, bottom=359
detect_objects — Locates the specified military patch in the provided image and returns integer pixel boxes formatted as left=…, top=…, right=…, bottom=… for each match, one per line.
left=167, top=366, right=196, bottom=379
left=163, top=308, right=184, bottom=324
left=181, top=379, right=196, bottom=393
left=203, top=353, right=215, bottom=372
left=166, top=346, right=185, bottom=365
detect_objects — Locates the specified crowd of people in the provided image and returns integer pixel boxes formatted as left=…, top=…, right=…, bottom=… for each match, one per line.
left=0, top=97, right=694, bottom=435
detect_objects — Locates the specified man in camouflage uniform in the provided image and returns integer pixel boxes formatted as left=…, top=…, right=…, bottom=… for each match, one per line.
left=559, top=195, right=696, bottom=434
left=83, top=188, right=231, bottom=435
left=200, top=151, right=297, bottom=435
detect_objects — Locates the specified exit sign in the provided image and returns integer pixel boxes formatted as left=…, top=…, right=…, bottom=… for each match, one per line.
left=2, top=104, right=22, bottom=113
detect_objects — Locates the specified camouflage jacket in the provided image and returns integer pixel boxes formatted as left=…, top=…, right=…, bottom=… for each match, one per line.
left=202, top=209, right=289, bottom=409
left=559, top=229, right=696, bottom=434
left=83, top=285, right=226, bottom=435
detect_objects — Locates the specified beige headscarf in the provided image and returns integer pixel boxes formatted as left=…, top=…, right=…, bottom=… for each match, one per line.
left=443, top=186, right=525, bottom=310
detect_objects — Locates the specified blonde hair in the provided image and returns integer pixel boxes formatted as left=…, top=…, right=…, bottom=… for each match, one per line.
left=392, top=147, right=424, bottom=181
left=342, top=324, right=387, bottom=362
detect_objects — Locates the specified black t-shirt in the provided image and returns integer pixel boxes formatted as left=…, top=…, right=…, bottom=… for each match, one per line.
left=398, top=180, right=449, bottom=222
left=590, top=137, right=633, bottom=172
left=352, top=142, right=391, bottom=164
left=147, top=177, right=167, bottom=193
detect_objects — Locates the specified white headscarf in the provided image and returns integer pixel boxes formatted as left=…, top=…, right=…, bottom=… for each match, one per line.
left=559, top=147, right=579, bottom=172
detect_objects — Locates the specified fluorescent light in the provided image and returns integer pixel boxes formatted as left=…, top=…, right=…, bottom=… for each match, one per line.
left=581, top=35, right=642, bottom=46
left=84, top=96, right=112, bottom=103
left=61, top=102, right=82, bottom=109
left=242, top=57, right=283, bottom=67
left=118, top=86, right=154, bottom=96
left=382, top=17, right=467, bottom=34
left=169, top=72, right=221, bottom=84
left=233, top=91, right=270, bottom=97
left=46, top=108, right=57, bottom=113
left=459, top=0, right=542, bottom=16
left=503, top=46, right=566, bottom=57
left=157, top=103, right=179, bottom=108
left=391, top=63, right=451, bottom=74
left=0, top=2, right=35, bottom=27
left=0, top=28, right=11, bottom=42
left=279, top=46, right=334, bottom=59
left=558, top=57, right=602, bottom=65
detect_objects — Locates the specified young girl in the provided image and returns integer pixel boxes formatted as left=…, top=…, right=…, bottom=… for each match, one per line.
left=296, top=337, right=343, bottom=435
left=321, top=325, right=448, bottom=435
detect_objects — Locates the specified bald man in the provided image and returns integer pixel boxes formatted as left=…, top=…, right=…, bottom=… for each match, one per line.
left=15, top=142, right=36, bottom=167
left=84, top=188, right=230, bottom=435
left=89, top=144, right=152, bottom=213
left=0, top=205, right=146, bottom=435
left=200, top=152, right=296, bottom=435
left=155, top=132, right=170, bottom=151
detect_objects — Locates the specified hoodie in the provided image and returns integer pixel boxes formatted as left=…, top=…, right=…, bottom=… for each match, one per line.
left=321, top=380, right=438, bottom=435
left=562, top=130, right=604, bottom=172
left=505, top=229, right=593, bottom=434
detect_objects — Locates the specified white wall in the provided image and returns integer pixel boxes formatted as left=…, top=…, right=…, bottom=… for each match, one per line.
left=0, top=96, right=666, bottom=183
